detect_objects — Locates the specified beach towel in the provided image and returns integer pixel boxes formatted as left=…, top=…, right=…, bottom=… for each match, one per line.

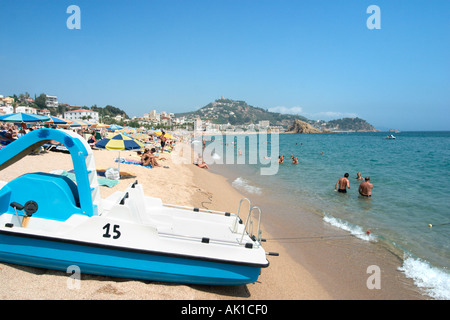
left=115, top=158, right=152, bottom=169
left=53, top=170, right=120, bottom=188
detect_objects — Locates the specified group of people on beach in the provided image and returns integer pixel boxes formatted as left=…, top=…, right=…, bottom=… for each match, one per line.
left=0, top=124, right=18, bottom=147
left=335, top=172, right=373, bottom=197
left=140, top=147, right=165, bottom=167
left=1, top=121, right=173, bottom=169
left=0, top=122, right=40, bottom=148
left=1, top=122, right=105, bottom=148
left=138, top=131, right=172, bottom=167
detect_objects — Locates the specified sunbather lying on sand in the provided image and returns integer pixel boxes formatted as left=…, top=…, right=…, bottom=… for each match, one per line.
left=194, top=154, right=209, bottom=169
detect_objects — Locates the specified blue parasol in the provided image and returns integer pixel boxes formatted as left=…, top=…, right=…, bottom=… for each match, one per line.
left=0, top=112, right=50, bottom=122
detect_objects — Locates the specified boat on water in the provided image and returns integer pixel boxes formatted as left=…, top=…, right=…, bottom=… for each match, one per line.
left=385, top=134, right=396, bottom=139
left=0, top=129, right=272, bottom=285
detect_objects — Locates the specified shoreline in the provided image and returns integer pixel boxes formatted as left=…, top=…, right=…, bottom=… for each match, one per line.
left=0, top=143, right=425, bottom=299
left=188, top=162, right=333, bottom=299
left=207, top=163, right=426, bottom=300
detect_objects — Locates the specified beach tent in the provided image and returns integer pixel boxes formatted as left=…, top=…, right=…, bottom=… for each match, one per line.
left=0, top=112, right=50, bottom=123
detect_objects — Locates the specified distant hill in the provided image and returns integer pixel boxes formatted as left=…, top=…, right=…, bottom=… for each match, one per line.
left=175, top=97, right=378, bottom=132
left=322, top=117, right=378, bottom=132
left=175, top=98, right=308, bottom=127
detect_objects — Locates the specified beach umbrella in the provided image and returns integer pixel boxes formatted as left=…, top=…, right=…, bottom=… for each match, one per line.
left=109, top=124, right=123, bottom=131
left=46, top=116, right=72, bottom=125
left=93, top=123, right=110, bottom=128
left=81, top=120, right=95, bottom=126
left=121, top=126, right=136, bottom=133
left=0, top=112, right=50, bottom=123
left=154, top=131, right=173, bottom=139
left=95, top=133, right=144, bottom=150
left=95, top=133, right=145, bottom=171
left=69, top=119, right=89, bottom=127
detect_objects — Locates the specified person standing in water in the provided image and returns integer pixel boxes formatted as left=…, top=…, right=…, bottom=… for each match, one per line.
left=359, top=177, right=373, bottom=197
left=335, top=173, right=350, bottom=193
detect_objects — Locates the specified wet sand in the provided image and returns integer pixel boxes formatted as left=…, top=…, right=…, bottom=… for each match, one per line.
left=208, top=163, right=426, bottom=300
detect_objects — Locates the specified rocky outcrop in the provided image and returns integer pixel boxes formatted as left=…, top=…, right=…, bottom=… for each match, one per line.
left=287, top=120, right=322, bottom=134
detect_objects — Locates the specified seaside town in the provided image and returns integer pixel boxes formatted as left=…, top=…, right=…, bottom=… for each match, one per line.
left=0, top=93, right=288, bottom=134
left=0, top=93, right=173, bottom=128
left=0, top=93, right=380, bottom=135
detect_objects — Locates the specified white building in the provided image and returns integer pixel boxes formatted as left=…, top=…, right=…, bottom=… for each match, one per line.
left=258, top=120, right=270, bottom=128
left=149, top=110, right=157, bottom=120
left=64, top=109, right=99, bottom=123
left=0, top=105, right=13, bottom=115
left=37, top=109, right=51, bottom=116
left=16, top=106, right=37, bottom=114
left=194, top=117, right=202, bottom=131
left=45, top=95, right=58, bottom=108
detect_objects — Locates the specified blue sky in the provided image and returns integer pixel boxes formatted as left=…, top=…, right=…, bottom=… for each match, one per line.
left=0, top=0, right=449, bottom=131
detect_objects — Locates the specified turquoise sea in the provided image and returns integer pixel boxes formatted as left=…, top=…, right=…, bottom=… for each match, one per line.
left=202, top=131, right=450, bottom=300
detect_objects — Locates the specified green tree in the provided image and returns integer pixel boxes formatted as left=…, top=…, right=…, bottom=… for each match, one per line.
left=35, top=93, right=47, bottom=109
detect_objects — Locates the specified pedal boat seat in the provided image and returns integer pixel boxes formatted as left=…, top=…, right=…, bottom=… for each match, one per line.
left=0, top=172, right=83, bottom=221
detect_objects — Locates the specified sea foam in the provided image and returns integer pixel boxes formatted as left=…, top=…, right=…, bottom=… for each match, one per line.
left=323, top=215, right=450, bottom=300
left=398, top=256, right=450, bottom=300
left=232, top=177, right=262, bottom=195
left=323, top=214, right=375, bottom=242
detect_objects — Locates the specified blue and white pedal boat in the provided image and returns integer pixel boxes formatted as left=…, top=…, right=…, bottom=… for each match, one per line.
left=0, top=129, right=271, bottom=285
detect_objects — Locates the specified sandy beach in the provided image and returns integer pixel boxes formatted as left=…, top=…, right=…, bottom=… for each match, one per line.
left=0, top=140, right=424, bottom=300
left=0, top=142, right=332, bottom=300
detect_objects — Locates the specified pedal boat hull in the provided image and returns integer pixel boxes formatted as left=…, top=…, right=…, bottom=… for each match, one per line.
left=0, top=228, right=266, bottom=285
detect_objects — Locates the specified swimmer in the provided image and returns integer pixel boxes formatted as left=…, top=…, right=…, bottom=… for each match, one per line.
left=359, top=177, right=373, bottom=197
left=356, top=172, right=364, bottom=181
left=335, top=173, right=350, bottom=193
